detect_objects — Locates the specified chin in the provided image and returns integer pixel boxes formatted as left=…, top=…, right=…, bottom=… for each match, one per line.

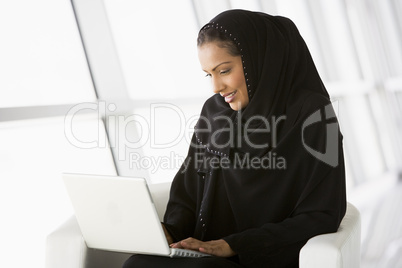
left=229, top=103, right=240, bottom=111
left=229, top=101, right=248, bottom=111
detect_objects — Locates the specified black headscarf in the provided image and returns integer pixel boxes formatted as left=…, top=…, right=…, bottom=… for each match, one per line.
left=164, top=10, right=346, bottom=267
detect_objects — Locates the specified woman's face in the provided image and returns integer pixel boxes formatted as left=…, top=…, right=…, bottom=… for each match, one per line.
left=198, top=42, right=249, bottom=111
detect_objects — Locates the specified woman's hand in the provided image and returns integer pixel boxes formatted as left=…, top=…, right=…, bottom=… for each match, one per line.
left=161, top=223, right=174, bottom=245
left=170, top=237, right=236, bottom=258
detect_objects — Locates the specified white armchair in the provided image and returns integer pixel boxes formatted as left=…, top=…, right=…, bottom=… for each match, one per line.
left=299, top=203, right=361, bottom=267
left=46, top=182, right=361, bottom=268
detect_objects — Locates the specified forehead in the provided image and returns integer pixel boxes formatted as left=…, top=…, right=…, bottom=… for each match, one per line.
left=198, top=42, right=236, bottom=70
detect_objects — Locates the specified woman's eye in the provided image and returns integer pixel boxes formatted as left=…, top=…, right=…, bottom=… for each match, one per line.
left=205, top=73, right=211, bottom=78
left=220, top=69, right=230, bottom=75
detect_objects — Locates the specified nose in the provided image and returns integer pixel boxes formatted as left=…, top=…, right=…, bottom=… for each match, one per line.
left=212, top=76, right=224, bottom=94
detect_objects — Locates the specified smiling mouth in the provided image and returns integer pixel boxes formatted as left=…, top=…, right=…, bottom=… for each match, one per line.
left=223, top=90, right=237, bottom=103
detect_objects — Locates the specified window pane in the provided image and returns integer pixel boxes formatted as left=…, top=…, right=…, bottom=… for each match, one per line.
left=343, top=95, right=385, bottom=181
left=103, top=0, right=211, bottom=100
left=0, top=0, right=96, bottom=108
left=0, top=114, right=115, bottom=267
left=318, top=0, right=362, bottom=81
left=230, top=0, right=261, bottom=10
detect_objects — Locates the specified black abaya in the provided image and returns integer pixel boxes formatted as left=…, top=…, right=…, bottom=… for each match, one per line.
left=124, top=9, right=346, bottom=268
left=123, top=255, right=243, bottom=268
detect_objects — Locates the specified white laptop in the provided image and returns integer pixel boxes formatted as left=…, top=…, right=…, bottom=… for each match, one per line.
left=62, top=173, right=211, bottom=258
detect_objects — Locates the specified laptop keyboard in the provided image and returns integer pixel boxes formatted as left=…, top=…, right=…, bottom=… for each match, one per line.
left=170, top=248, right=211, bottom=258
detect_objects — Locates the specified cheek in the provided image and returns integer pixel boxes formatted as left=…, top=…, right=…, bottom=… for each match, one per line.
left=231, top=70, right=246, bottom=89
left=233, top=71, right=248, bottom=102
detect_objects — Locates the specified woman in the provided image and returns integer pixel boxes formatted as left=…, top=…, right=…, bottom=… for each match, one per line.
left=124, top=9, right=346, bottom=268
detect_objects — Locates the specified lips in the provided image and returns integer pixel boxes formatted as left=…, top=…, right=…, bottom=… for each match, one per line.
left=222, top=90, right=237, bottom=103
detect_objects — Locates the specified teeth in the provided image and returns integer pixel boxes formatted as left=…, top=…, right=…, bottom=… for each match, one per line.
left=227, top=91, right=236, bottom=97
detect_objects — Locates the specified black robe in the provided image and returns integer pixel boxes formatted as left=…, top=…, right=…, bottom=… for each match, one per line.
left=163, top=10, right=346, bottom=267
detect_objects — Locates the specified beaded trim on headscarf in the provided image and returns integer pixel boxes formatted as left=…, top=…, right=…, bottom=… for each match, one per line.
left=194, top=127, right=227, bottom=157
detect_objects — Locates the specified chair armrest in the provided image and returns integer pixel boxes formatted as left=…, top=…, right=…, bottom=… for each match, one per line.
left=46, top=216, right=88, bottom=268
left=299, top=203, right=361, bottom=268
left=148, top=181, right=172, bottom=221
left=45, top=215, right=138, bottom=268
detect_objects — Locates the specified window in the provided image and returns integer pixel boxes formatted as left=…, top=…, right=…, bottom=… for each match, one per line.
left=0, top=0, right=96, bottom=108
left=103, top=0, right=210, bottom=100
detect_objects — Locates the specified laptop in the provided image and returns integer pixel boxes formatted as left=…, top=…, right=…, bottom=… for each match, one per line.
left=62, top=173, right=211, bottom=258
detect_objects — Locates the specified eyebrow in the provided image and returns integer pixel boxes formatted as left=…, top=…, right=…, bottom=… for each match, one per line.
left=203, top=61, right=232, bottom=72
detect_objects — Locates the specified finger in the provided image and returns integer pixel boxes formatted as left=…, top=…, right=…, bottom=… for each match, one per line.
left=170, top=242, right=183, bottom=249
left=180, top=238, right=205, bottom=250
left=170, top=238, right=198, bottom=249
